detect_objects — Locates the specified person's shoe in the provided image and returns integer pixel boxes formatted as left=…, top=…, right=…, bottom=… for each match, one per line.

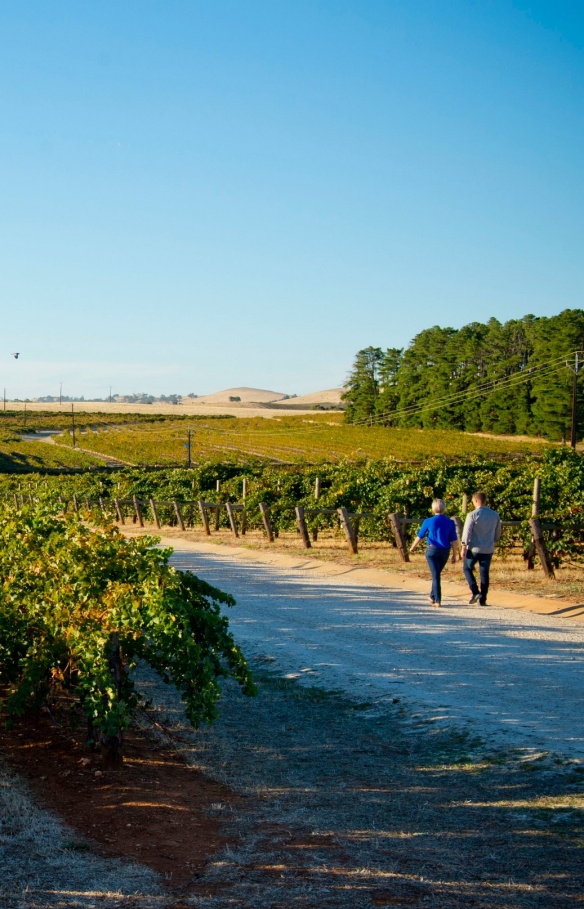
left=478, top=597, right=487, bottom=606
left=468, top=593, right=480, bottom=605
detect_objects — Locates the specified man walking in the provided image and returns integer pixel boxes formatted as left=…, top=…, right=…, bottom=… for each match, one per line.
left=461, top=491, right=502, bottom=606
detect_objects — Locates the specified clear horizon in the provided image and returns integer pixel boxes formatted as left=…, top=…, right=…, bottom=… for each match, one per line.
left=1, top=2, right=583, bottom=399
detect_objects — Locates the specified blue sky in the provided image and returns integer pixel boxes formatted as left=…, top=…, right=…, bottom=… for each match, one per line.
left=1, top=1, right=582, bottom=398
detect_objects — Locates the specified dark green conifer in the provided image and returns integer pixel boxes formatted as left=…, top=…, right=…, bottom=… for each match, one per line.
left=344, top=309, right=584, bottom=441
left=342, top=347, right=384, bottom=423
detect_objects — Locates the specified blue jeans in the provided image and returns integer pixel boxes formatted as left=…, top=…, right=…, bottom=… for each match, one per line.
left=425, top=546, right=450, bottom=604
left=463, top=552, right=493, bottom=602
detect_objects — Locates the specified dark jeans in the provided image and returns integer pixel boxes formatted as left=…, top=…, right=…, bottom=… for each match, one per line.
left=463, top=551, right=493, bottom=602
left=425, top=546, right=451, bottom=604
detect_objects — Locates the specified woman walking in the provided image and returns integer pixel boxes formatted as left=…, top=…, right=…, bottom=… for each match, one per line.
left=409, top=499, right=458, bottom=607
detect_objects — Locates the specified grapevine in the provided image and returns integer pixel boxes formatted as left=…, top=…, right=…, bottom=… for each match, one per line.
left=2, top=447, right=583, bottom=565
left=0, top=501, right=256, bottom=767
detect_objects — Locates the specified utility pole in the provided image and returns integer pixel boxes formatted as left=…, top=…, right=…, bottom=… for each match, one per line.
left=71, top=403, right=76, bottom=448
left=109, top=386, right=112, bottom=404
left=59, top=383, right=62, bottom=406
left=566, top=352, right=582, bottom=449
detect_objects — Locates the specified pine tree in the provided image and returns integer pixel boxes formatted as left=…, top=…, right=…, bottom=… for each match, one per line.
left=342, top=347, right=384, bottom=424
left=476, top=316, right=535, bottom=435
left=343, top=309, right=584, bottom=440
left=376, top=348, right=403, bottom=423
left=394, top=326, right=458, bottom=428
left=529, top=310, right=584, bottom=441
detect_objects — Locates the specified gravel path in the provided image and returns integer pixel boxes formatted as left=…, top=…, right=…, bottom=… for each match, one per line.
left=169, top=543, right=584, bottom=759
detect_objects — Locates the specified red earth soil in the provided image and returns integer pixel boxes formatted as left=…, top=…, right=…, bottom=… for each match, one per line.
left=0, top=713, right=241, bottom=895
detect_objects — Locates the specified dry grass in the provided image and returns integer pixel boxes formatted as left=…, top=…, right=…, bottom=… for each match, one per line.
left=0, top=759, right=165, bottom=908
left=2, top=631, right=582, bottom=907
left=136, top=660, right=584, bottom=908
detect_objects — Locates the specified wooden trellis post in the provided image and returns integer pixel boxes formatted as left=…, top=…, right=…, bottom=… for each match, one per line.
left=338, top=507, right=358, bottom=555
left=389, top=513, right=410, bottom=562
left=259, top=503, right=274, bottom=542
left=225, top=502, right=239, bottom=538
left=529, top=517, right=555, bottom=580
left=453, top=516, right=463, bottom=561
left=173, top=501, right=185, bottom=531
left=532, top=478, right=541, bottom=517
left=526, top=478, right=540, bottom=569
left=312, top=478, right=321, bottom=541
left=133, top=496, right=144, bottom=527
left=198, top=500, right=211, bottom=536
left=295, top=506, right=311, bottom=549
left=150, top=499, right=161, bottom=529
left=114, top=498, right=125, bottom=524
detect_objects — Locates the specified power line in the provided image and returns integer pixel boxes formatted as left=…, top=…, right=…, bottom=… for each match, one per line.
left=566, top=352, right=583, bottom=448
left=383, top=359, right=565, bottom=422
left=350, top=353, right=571, bottom=425
left=350, top=352, right=576, bottom=427
left=353, top=361, right=567, bottom=427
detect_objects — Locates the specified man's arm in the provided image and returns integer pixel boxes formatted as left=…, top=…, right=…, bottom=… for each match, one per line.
left=494, top=515, right=502, bottom=544
left=460, top=512, right=474, bottom=557
left=461, top=513, right=473, bottom=544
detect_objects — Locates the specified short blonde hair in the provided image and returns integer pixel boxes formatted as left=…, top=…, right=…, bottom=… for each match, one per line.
left=432, top=498, right=446, bottom=514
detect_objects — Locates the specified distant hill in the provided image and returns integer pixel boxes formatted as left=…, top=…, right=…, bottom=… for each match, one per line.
left=191, top=386, right=345, bottom=410
left=282, top=388, right=343, bottom=406
left=191, top=387, right=289, bottom=405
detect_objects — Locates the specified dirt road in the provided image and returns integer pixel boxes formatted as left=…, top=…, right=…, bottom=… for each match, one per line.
left=168, top=540, right=584, bottom=759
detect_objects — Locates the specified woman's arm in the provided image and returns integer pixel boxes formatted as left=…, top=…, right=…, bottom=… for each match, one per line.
left=409, top=536, right=423, bottom=554
left=411, top=519, right=429, bottom=554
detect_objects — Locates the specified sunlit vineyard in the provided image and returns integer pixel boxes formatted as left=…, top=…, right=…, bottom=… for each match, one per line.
left=54, top=414, right=550, bottom=465
left=0, top=499, right=254, bottom=766
left=2, top=448, right=584, bottom=570
left=0, top=434, right=101, bottom=470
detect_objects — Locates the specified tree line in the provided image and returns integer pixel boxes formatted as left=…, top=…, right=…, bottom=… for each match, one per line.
left=342, top=309, right=584, bottom=440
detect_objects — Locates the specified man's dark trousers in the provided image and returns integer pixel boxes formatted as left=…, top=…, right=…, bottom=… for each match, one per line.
left=463, top=552, right=493, bottom=603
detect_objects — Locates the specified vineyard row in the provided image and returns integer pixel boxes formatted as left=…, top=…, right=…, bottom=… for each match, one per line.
left=3, top=446, right=583, bottom=568
left=19, top=481, right=558, bottom=577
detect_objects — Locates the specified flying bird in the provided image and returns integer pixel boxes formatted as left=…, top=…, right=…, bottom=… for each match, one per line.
left=11, top=353, right=19, bottom=358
